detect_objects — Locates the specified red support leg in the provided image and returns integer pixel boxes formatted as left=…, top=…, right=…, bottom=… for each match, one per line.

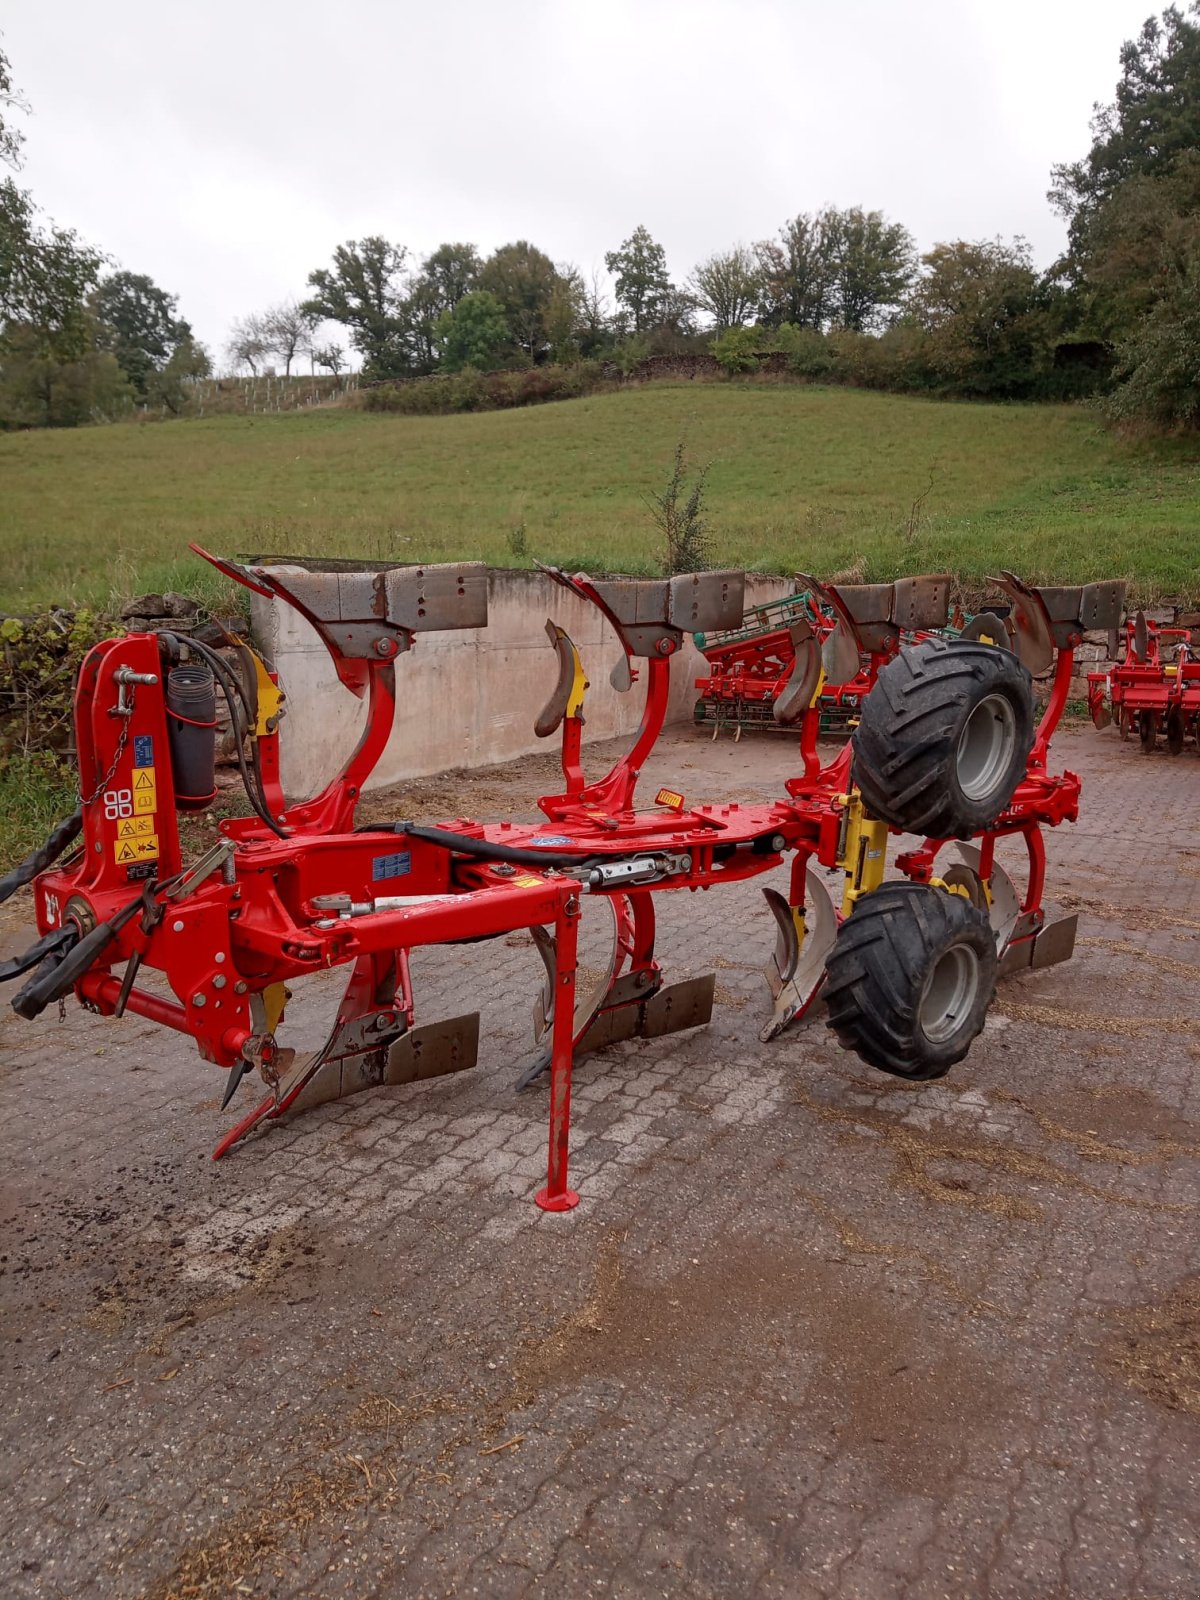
left=536, top=895, right=581, bottom=1212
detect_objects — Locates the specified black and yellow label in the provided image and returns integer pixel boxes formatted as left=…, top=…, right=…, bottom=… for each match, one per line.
left=132, top=767, right=157, bottom=816
left=655, top=787, right=685, bottom=812
left=115, top=816, right=155, bottom=839
left=114, top=835, right=159, bottom=863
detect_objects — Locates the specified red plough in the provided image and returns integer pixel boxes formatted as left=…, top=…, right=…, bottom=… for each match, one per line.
left=1088, top=609, right=1200, bottom=754
left=1, top=551, right=1122, bottom=1210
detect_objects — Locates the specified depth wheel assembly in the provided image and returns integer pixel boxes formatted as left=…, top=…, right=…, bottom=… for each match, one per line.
left=823, top=881, right=998, bottom=1080
left=851, top=637, right=1034, bottom=839
left=1139, top=710, right=1157, bottom=753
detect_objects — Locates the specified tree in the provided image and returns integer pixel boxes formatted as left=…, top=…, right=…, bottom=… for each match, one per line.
left=313, top=343, right=346, bottom=375
left=226, top=313, right=270, bottom=375
left=1050, top=4, right=1200, bottom=257
left=1, top=181, right=103, bottom=358
left=435, top=290, right=510, bottom=371
left=1107, top=254, right=1200, bottom=428
left=303, top=237, right=411, bottom=378
left=415, top=242, right=480, bottom=318
left=825, top=207, right=915, bottom=331
left=1, top=47, right=102, bottom=361
left=579, top=269, right=612, bottom=355
left=90, top=271, right=190, bottom=396
left=0, top=44, right=106, bottom=421
left=407, top=243, right=481, bottom=371
left=756, top=212, right=836, bottom=328
left=478, top=240, right=559, bottom=359
left=0, top=313, right=131, bottom=427
left=688, top=245, right=760, bottom=329
left=1, top=41, right=29, bottom=171
left=261, top=299, right=317, bottom=375
left=605, top=226, right=673, bottom=333
left=909, top=238, right=1047, bottom=395
left=145, top=333, right=211, bottom=414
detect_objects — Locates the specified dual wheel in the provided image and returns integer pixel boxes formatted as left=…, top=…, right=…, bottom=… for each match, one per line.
left=822, top=636, right=1034, bottom=1080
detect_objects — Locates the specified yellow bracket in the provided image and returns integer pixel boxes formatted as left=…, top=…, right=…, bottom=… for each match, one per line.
left=248, top=648, right=286, bottom=737
left=262, top=981, right=290, bottom=1033
left=837, top=791, right=889, bottom=917
left=930, top=875, right=971, bottom=902
left=211, top=619, right=286, bottom=738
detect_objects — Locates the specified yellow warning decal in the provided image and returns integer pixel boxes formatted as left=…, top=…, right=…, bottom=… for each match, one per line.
left=132, top=768, right=157, bottom=814
left=655, top=787, right=685, bottom=811
left=115, top=816, right=155, bottom=839
left=513, top=874, right=544, bottom=887
left=114, top=835, right=159, bottom=863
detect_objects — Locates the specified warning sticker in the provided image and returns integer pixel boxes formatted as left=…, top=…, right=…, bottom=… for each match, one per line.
left=654, top=787, right=685, bottom=811
left=132, top=767, right=156, bottom=794
left=134, top=788, right=157, bottom=815
left=513, top=874, right=544, bottom=887
left=113, top=834, right=159, bottom=863
left=133, top=734, right=155, bottom=767
left=115, top=816, right=155, bottom=839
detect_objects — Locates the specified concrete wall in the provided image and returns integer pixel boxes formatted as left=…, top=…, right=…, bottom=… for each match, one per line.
left=251, top=569, right=794, bottom=799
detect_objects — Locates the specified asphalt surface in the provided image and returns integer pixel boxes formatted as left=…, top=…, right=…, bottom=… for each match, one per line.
left=1, top=724, right=1198, bottom=1600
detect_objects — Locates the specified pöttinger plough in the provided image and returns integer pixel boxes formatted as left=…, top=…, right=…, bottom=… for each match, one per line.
left=0, top=549, right=1123, bottom=1209
left=1087, top=609, right=1200, bottom=754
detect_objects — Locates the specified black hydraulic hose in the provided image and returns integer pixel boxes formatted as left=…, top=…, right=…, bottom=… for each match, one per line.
left=168, top=632, right=287, bottom=838
left=0, top=808, right=83, bottom=907
left=11, top=891, right=145, bottom=1020
left=0, top=925, right=78, bottom=984
left=362, top=821, right=599, bottom=870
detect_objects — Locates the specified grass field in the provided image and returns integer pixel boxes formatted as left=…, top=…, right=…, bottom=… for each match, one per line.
left=1, top=383, right=1198, bottom=611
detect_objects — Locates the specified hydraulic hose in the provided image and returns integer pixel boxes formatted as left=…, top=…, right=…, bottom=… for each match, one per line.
left=0, top=924, right=78, bottom=984
left=11, top=891, right=146, bottom=1020
left=362, top=821, right=599, bottom=870
left=0, top=808, right=83, bottom=907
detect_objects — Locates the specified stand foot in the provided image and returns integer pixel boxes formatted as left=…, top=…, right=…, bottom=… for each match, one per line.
left=535, top=1185, right=580, bottom=1212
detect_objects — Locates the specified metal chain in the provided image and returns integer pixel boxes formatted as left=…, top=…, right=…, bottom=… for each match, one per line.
left=78, top=688, right=134, bottom=809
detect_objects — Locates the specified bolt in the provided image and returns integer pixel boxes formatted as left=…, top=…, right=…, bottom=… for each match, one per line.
left=234, top=981, right=247, bottom=994
left=214, top=952, right=225, bottom=963
left=172, top=920, right=184, bottom=932
left=212, top=974, right=227, bottom=990
left=193, top=994, right=206, bottom=1007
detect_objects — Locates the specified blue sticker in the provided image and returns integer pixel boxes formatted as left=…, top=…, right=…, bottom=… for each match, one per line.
left=372, top=851, right=412, bottom=882
left=529, top=835, right=573, bottom=847
left=133, top=734, right=155, bottom=766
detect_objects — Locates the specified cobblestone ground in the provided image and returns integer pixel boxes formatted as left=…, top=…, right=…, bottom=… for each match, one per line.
left=1, top=725, right=1198, bottom=1600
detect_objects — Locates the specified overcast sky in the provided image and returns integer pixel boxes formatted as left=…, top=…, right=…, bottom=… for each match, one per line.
left=5, top=0, right=1156, bottom=365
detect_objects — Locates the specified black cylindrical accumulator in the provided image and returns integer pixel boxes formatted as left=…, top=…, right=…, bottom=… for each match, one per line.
left=166, top=663, right=217, bottom=809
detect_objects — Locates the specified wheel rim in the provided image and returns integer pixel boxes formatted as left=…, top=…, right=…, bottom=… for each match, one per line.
left=956, top=693, right=1017, bottom=802
left=919, top=944, right=980, bottom=1044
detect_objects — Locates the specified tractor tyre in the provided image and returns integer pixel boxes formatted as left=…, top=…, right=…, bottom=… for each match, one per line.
left=851, top=636, right=1034, bottom=840
left=823, top=881, right=997, bottom=1081
left=1139, top=710, right=1157, bottom=753
left=1166, top=708, right=1185, bottom=756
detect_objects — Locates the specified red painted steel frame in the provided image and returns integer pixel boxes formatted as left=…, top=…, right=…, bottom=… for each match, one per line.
left=20, top=556, right=1088, bottom=1215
